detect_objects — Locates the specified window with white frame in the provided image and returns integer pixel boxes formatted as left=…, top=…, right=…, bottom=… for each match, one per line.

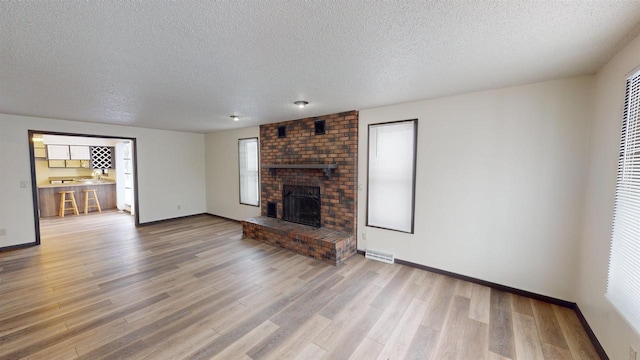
left=607, top=69, right=640, bottom=334
left=239, top=138, right=259, bottom=206
left=367, top=119, right=417, bottom=233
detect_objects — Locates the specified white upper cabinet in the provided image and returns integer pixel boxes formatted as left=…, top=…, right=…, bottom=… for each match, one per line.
left=69, top=145, right=91, bottom=160
left=47, top=145, right=70, bottom=160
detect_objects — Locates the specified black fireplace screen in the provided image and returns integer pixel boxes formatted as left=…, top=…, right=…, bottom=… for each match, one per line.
left=282, top=185, right=321, bottom=227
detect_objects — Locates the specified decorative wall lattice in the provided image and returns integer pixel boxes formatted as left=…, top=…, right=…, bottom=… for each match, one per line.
left=90, top=146, right=114, bottom=169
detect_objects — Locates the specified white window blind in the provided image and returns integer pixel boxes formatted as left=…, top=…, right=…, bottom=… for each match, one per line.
left=607, top=69, right=640, bottom=334
left=367, top=120, right=417, bottom=233
left=239, top=138, right=259, bottom=206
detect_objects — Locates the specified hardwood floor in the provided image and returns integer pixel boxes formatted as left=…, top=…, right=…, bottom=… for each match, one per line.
left=0, top=212, right=601, bottom=359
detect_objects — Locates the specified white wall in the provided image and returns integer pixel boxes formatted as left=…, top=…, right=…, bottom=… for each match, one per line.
left=0, top=114, right=207, bottom=248
left=577, top=34, right=640, bottom=358
left=205, top=126, right=261, bottom=220
left=358, top=76, right=594, bottom=301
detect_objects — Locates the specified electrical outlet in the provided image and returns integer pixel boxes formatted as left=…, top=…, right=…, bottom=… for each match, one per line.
left=0, top=228, right=6, bottom=236
left=630, top=346, right=637, bottom=360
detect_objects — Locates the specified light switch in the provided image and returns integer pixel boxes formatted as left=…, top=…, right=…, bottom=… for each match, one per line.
left=20, top=181, right=28, bottom=188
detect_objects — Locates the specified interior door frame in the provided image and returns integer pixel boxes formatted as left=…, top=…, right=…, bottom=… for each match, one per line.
left=27, top=130, right=140, bottom=245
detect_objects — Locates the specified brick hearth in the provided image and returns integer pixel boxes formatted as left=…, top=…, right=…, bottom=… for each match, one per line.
left=242, top=216, right=356, bottom=265
left=241, top=111, right=359, bottom=265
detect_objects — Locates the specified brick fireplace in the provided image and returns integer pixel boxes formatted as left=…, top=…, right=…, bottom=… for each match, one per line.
left=241, top=111, right=358, bottom=265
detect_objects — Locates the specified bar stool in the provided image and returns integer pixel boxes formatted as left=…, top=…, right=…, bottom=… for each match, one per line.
left=83, top=189, right=102, bottom=214
left=59, top=191, right=79, bottom=217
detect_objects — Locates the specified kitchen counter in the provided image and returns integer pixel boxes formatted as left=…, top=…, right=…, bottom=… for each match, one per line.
left=38, top=182, right=117, bottom=217
left=38, top=180, right=116, bottom=189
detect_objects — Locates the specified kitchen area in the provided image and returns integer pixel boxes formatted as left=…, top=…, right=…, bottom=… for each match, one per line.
left=33, top=133, right=135, bottom=218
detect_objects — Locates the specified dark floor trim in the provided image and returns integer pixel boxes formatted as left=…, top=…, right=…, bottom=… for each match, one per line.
left=138, top=213, right=210, bottom=226
left=401, top=256, right=573, bottom=307
left=574, top=304, right=609, bottom=360
left=0, top=242, right=37, bottom=252
left=357, top=250, right=608, bottom=359
left=357, top=250, right=574, bottom=307
left=204, top=213, right=242, bottom=223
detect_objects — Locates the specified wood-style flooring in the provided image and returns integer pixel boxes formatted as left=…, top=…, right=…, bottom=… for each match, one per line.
left=0, top=211, right=601, bottom=359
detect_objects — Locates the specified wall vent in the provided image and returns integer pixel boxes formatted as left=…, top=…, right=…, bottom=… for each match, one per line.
left=278, top=125, right=286, bottom=138
left=314, top=120, right=326, bottom=135
left=365, top=249, right=394, bottom=264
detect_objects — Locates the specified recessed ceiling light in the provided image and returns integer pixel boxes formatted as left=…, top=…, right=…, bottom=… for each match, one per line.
left=294, top=101, right=309, bottom=109
left=231, top=115, right=240, bottom=121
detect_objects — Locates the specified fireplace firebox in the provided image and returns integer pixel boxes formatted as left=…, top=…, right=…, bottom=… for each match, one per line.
left=282, top=185, right=321, bottom=227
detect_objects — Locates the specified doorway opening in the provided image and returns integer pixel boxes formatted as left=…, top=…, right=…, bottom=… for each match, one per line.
left=28, top=130, right=140, bottom=245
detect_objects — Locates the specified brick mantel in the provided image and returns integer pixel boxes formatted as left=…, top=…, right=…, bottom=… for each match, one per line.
left=262, top=163, right=338, bottom=179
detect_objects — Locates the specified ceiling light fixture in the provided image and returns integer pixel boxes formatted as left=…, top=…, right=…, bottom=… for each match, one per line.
left=231, top=115, right=240, bottom=121
left=294, top=101, right=309, bottom=109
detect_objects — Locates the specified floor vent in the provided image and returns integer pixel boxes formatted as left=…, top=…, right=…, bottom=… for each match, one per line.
left=365, top=249, right=394, bottom=264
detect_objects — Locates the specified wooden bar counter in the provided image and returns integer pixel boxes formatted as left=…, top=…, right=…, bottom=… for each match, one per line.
left=38, top=181, right=117, bottom=217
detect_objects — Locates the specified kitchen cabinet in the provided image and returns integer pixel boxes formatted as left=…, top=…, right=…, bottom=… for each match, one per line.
left=90, top=146, right=115, bottom=169
left=70, top=146, right=90, bottom=160
left=66, top=160, right=81, bottom=168
left=47, top=145, right=70, bottom=160
left=65, top=160, right=90, bottom=168
left=46, top=144, right=115, bottom=168
left=48, top=160, right=66, bottom=168
left=38, top=183, right=117, bottom=217
left=34, top=147, right=47, bottom=158
left=34, top=141, right=46, bottom=158
left=48, top=159, right=90, bottom=168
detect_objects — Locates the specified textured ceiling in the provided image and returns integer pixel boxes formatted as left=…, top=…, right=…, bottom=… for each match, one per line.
left=1, top=1, right=640, bottom=133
